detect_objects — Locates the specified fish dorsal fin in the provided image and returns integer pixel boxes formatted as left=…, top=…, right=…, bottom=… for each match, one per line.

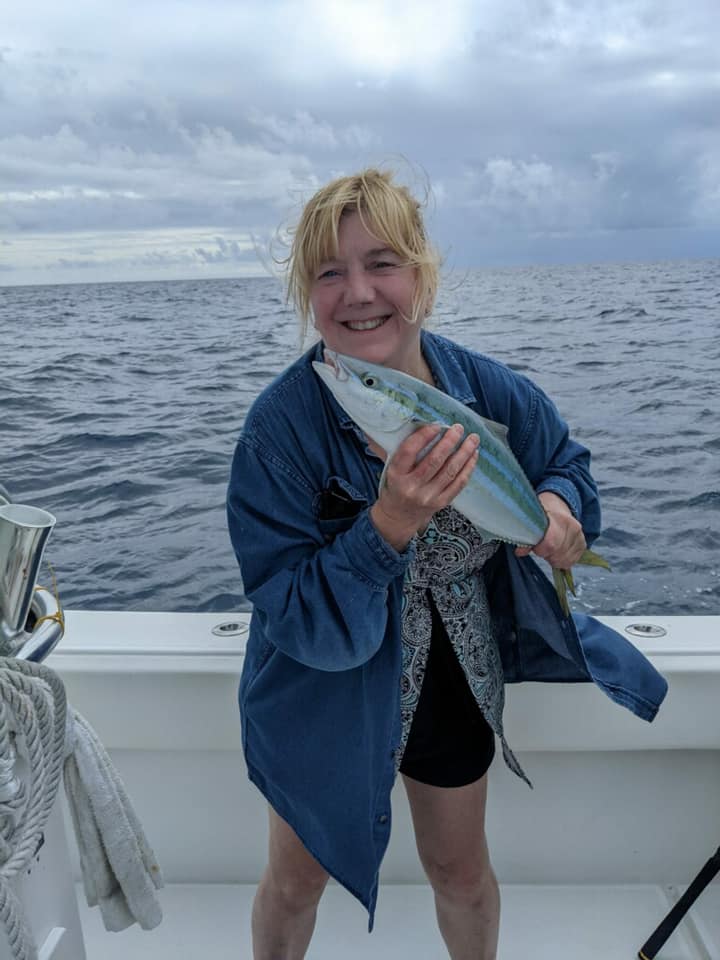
left=478, top=415, right=510, bottom=446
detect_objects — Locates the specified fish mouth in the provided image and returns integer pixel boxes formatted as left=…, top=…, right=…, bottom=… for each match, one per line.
left=321, top=350, right=350, bottom=381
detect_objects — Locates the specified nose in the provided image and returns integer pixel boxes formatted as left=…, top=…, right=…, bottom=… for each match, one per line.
left=343, top=266, right=375, bottom=306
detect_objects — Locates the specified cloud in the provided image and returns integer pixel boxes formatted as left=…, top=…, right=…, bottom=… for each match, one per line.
left=691, top=151, right=720, bottom=224
left=442, top=151, right=673, bottom=237
left=0, top=228, right=263, bottom=285
left=248, top=109, right=378, bottom=153
left=2, top=0, right=719, bottom=283
left=0, top=121, right=318, bottom=236
left=194, top=236, right=253, bottom=264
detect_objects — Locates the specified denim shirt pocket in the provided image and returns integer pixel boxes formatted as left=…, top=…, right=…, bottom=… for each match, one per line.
left=314, top=475, right=369, bottom=541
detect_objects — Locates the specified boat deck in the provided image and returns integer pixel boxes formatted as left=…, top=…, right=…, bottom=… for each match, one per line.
left=76, top=881, right=720, bottom=959
left=52, top=612, right=720, bottom=959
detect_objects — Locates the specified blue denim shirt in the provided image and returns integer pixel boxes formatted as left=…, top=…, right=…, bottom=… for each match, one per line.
left=227, top=331, right=668, bottom=930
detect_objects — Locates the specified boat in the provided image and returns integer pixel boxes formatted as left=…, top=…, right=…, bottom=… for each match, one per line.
left=1, top=492, right=719, bottom=959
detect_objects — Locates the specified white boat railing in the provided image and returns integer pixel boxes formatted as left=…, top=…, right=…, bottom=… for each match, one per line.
left=5, top=608, right=720, bottom=958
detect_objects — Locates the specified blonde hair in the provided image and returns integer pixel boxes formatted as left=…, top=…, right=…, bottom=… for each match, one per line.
left=284, top=168, right=440, bottom=339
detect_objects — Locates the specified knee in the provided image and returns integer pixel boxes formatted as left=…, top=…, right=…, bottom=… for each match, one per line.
left=423, top=853, right=497, bottom=908
left=264, top=862, right=329, bottom=915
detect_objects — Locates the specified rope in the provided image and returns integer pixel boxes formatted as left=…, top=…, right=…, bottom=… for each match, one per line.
left=30, top=566, right=65, bottom=634
left=0, top=659, right=67, bottom=960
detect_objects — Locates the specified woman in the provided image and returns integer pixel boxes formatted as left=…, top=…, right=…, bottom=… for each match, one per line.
left=227, top=169, right=666, bottom=960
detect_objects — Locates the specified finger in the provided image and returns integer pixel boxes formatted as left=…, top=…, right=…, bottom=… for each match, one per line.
left=434, top=432, right=480, bottom=488
left=534, top=513, right=578, bottom=559
left=413, top=423, right=466, bottom=481
left=545, top=532, right=587, bottom=569
left=433, top=444, right=480, bottom=506
left=530, top=535, right=555, bottom=561
left=392, top=424, right=445, bottom=471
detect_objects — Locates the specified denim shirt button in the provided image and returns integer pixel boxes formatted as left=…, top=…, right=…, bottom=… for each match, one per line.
left=378, top=814, right=388, bottom=825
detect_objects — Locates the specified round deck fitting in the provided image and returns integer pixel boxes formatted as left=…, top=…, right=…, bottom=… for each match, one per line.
left=624, top=623, right=667, bottom=639
left=211, top=621, right=249, bottom=638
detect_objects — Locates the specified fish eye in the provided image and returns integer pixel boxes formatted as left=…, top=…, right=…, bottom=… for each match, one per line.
left=362, top=375, right=376, bottom=387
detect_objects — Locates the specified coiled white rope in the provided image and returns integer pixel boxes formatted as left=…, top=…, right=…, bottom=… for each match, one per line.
left=0, top=658, right=67, bottom=960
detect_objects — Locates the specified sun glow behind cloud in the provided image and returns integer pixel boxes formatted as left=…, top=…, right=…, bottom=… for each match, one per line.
left=304, top=0, right=473, bottom=76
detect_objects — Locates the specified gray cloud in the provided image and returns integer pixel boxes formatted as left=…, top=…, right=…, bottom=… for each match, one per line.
left=1, top=0, right=718, bottom=285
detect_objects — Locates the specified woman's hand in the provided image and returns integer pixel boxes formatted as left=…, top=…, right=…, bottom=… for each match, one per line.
left=514, top=491, right=586, bottom=568
left=369, top=423, right=480, bottom=552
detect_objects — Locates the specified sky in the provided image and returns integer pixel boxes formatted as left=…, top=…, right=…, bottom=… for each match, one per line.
left=1, top=0, right=718, bottom=286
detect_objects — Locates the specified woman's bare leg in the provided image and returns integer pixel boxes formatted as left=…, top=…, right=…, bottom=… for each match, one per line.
left=403, top=772, right=499, bottom=960
left=252, top=805, right=330, bottom=960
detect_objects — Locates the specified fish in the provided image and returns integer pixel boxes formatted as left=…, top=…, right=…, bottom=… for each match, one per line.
left=312, top=350, right=610, bottom=616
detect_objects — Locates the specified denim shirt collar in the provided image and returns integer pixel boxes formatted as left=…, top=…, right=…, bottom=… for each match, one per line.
left=420, top=331, right=477, bottom=405
left=312, top=329, right=477, bottom=433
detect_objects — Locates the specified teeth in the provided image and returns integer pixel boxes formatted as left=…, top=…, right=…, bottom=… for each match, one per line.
left=345, top=316, right=388, bottom=331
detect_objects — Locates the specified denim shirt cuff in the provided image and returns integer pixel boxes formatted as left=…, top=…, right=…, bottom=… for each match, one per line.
left=536, top=478, right=582, bottom=521
left=347, top=508, right=415, bottom=585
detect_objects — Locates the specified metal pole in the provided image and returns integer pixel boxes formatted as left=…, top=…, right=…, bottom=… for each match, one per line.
left=638, top=845, right=720, bottom=959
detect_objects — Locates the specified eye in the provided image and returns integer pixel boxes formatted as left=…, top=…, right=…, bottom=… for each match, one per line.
left=362, top=375, right=377, bottom=387
left=318, top=268, right=340, bottom=279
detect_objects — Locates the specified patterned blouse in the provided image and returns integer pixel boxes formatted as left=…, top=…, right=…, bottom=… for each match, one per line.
left=396, top=504, right=529, bottom=786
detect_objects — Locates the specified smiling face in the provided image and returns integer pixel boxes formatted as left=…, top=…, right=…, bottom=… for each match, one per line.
left=309, top=211, right=429, bottom=377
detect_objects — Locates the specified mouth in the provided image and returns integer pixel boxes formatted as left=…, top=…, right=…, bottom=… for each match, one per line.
left=342, top=314, right=391, bottom=332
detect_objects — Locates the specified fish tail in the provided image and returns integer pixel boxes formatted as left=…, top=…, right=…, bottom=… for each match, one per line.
left=552, top=548, right=610, bottom=616
left=576, top=548, right=611, bottom=571
left=552, top=567, right=571, bottom=617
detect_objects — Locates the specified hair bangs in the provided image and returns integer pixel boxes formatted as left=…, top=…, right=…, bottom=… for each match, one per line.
left=286, top=168, right=440, bottom=339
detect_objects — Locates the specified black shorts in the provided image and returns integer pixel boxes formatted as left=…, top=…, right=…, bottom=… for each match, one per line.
left=399, top=598, right=496, bottom=788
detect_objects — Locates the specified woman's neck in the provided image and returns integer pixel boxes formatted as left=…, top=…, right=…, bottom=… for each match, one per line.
left=401, top=343, right=435, bottom=386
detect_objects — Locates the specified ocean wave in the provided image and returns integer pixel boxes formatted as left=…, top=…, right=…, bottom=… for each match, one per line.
left=3, top=263, right=718, bottom=614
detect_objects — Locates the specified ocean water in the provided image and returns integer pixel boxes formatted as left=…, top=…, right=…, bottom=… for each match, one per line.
left=1, top=259, right=718, bottom=615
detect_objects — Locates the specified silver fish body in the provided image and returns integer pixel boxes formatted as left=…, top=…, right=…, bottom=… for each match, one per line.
left=313, top=351, right=610, bottom=614
left=313, top=351, right=547, bottom=547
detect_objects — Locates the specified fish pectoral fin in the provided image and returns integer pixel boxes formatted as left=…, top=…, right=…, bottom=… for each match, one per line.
left=577, top=548, right=611, bottom=571
left=414, top=422, right=450, bottom=463
left=377, top=455, right=392, bottom=495
left=386, top=417, right=417, bottom=433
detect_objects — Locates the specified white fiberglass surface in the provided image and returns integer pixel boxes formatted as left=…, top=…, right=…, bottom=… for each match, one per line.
left=76, top=883, right=708, bottom=960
